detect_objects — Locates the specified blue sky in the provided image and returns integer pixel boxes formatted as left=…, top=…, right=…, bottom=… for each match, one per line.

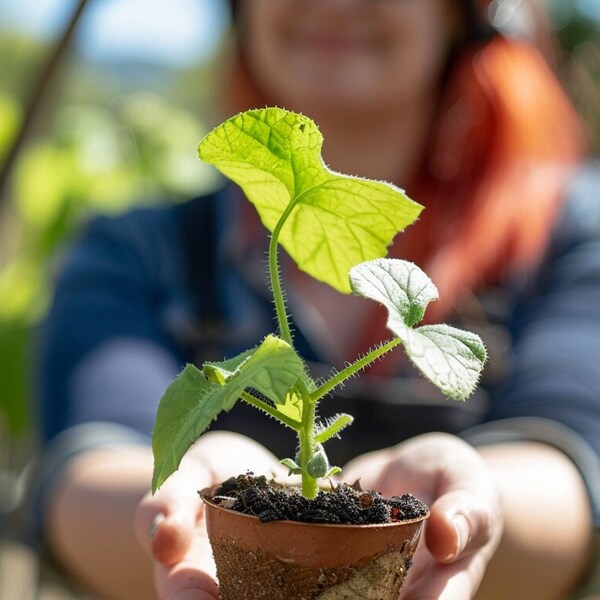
left=546, top=0, right=600, bottom=28
left=575, top=0, right=600, bottom=22
left=1, top=0, right=598, bottom=66
left=0, top=0, right=230, bottom=67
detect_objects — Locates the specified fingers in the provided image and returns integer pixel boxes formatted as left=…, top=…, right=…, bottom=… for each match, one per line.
left=345, top=433, right=502, bottom=565
left=154, top=533, right=220, bottom=600
left=135, top=456, right=213, bottom=566
left=150, top=511, right=198, bottom=566
left=401, top=548, right=490, bottom=600
left=416, top=435, right=501, bottom=565
left=430, top=447, right=501, bottom=565
left=343, top=434, right=503, bottom=600
left=135, top=453, right=219, bottom=599
left=425, top=488, right=500, bottom=563
left=156, top=567, right=219, bottom=600
left=132, top=432, right=288, bottom=600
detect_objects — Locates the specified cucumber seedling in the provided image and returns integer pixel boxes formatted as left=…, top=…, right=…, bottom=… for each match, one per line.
left=151, top=107, right=487, bottom=498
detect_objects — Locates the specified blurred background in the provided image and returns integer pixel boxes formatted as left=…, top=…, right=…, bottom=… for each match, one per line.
left=0, top=0, right=229, bottom=465
left=0, top=0, right=598, bottom=595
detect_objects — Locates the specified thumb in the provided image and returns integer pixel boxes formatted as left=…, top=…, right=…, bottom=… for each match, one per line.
left=425, top=489, right=499, bottom=563
left=135, top=460, right=213, bottom=566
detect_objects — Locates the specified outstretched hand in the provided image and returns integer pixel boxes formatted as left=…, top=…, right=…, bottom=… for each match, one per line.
left=135, top=431, right=284, bottom=600
left=343, top=432, right=503, bottom=599
left=135, top=431, right=501, bottom=600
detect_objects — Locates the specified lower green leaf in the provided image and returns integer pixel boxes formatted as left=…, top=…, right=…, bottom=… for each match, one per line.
left=152, top=335, right=304, bottom=492
left=151, top=363, right=220, bottom=493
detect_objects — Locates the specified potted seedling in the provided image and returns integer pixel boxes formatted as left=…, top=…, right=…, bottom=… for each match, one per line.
left=151, top=107, right=487, bottom=600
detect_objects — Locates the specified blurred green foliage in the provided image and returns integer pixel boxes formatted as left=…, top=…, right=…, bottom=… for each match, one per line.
left=1, top=92, right=218, bottom=318
left=0, top=56, right=219, bottom=437
left=0, top=96, right=22, bottom=165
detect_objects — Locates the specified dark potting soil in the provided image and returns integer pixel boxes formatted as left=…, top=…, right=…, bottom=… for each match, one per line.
left=206, top=472, right=429, bottom=525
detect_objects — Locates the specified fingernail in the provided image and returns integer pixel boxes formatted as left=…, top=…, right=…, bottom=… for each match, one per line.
left=172, top=591, right=216, bottom=600
left=452, top=513, right=470, bottom=558
left=149, top=512, right=165, bottom=540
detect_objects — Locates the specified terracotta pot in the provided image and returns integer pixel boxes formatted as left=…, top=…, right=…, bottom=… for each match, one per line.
left=200, top=486, right=429, bottom=600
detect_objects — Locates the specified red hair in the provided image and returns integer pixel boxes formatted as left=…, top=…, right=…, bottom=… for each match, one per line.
left=221, top=34, right=585, bottom=319
left=404, top=35, right=585, bottom=318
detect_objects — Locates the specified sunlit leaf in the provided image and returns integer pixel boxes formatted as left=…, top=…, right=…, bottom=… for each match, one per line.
left=280, top=457, right=301, bottom=475
left=350, top=259, right=438, bottom=328
left=275, top=391, right=303, bottom=421
left=392, top=324, right=487, bottom=401
left=198, top=108, right=423, bottom=292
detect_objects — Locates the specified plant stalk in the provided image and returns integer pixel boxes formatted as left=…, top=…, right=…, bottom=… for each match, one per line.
left=298, top=391, right=319, bottom=498
left=311, top=338, right=401, bottom=402
left=268, top=206, right=296, bottom=347
left=267, top=199, right=319, bottom=498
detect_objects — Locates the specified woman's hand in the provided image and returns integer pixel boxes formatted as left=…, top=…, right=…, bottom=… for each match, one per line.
left=342, top=432, right=503, bottom=600
left=135, top=431, right=284, bottom=600
left=135, top=431, right=501, bottom=599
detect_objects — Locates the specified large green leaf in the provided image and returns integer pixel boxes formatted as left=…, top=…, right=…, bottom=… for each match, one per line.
left=152, top=335, right=303, bottom=492
left=198, top=108, right=423, bottom=292
left=350, top=259, right=487, bottom=401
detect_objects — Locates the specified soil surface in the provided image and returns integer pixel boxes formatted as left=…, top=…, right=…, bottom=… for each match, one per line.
left=206, top=472, right=429, bottom=525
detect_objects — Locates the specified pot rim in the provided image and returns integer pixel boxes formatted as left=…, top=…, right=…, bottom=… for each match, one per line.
left=199, top=485, right=430, bottom=529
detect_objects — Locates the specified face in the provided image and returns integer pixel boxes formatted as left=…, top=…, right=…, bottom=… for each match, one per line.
left=238, top=0, right=464, bottom=116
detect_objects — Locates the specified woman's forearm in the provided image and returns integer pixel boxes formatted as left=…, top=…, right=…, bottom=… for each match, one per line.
left=45, top=445, right=157, bottom=600
left=475, top=441, right=594, bottom=600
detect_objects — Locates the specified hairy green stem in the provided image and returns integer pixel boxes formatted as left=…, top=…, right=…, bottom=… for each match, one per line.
left=298, top=392, right=319, bottom=498
left=268, top=198, right=320, bottom=497
left=310, top=338, right=401, bottom=402
left=268, top=202, right=299, bottom=347
left=269, top=200, right=311, bottom=403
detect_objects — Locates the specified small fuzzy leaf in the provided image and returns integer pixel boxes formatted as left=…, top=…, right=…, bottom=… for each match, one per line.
left=280, top=458, right=301, bottom=475
left=198, top=108, right=423, bottom=292
left=350, top=258, right=486, bottom=400
left=324, top=466, right=342, bottom=478
left=306, top=444, right=330, bottom=478
left=152, top=336, right=303, bottom=492
left=350, top=258, right=438, bottom=327
left=393, top=324, right=486, bottom=401
left=315, top=413, right=354, bottom=444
